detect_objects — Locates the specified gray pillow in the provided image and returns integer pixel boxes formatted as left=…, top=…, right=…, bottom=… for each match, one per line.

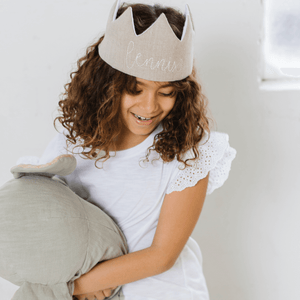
left=0, top=154, right=128, bottom=300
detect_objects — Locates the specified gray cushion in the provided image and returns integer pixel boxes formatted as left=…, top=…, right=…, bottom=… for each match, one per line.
left=0, top=154, right=128, bottom=300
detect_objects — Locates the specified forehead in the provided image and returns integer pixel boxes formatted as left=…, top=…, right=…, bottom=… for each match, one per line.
left=136, top=77, right=173, bottom=89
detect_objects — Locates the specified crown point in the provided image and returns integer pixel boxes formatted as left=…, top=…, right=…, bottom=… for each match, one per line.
left=185, top=4, right=195, bottom=31
left=112, top=0, right=121, bottom=21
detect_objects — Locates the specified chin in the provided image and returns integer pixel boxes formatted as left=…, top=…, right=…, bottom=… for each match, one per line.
left=130, top=126, right=155, bottom=136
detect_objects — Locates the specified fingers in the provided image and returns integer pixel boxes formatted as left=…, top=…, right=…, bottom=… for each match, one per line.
left=102, top=288, right=113, bottom=297
left=75, top=290, right=106, bottom=300
left=74, top=286, right=118, bottom=300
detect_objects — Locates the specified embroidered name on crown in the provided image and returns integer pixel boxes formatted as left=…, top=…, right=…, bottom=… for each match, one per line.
left=126, top=41, right=183, bottom=73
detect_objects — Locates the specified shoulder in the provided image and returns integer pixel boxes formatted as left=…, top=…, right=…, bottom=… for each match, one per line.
left=15, top=130, right=64, bottom=166
left=16, top=129, right=73, bottom=166
left=182, top=130, right=230, bottom=160
left=38, top=129, right=71, bottom=164
left=166, top=130, right=237, bottom=195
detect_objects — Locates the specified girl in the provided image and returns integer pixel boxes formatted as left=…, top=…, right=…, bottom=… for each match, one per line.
left=20, top=1, right=237, bottom=299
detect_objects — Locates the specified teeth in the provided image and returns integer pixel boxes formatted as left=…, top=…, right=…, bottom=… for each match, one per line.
left=134, top=113, right=151, bottom=121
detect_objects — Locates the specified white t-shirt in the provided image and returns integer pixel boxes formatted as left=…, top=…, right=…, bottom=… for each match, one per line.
left=17, top=124, right=236, bottom=300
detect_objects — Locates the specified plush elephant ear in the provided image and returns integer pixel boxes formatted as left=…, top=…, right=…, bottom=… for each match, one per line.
left=12, top=282, right=72, bottom=300
left=10, top=154, right=77, bottom=179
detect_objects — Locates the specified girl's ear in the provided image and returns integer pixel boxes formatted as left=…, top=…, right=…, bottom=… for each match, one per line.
left=10, top=155, right=77, bottom=179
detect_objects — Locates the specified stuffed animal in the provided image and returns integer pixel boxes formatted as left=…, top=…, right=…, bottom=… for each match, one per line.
left=0, top=154, right=128, bottom=300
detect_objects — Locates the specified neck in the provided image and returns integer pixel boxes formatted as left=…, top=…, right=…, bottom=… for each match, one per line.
left=114, top=127, right=149, bottom=151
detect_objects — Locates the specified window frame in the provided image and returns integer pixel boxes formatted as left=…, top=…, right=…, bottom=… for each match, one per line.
left=258, top=0, right=300, bottom=91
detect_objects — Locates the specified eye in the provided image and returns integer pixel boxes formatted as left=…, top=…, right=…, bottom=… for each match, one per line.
left=127, top=89, right=142, bottom=96
left=160, top=91, right=176, bottom=97
left=133, top=84, right=143, bottom=94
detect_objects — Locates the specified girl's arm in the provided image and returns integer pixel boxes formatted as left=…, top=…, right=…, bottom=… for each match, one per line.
left=73, top=245, right=169, bottom=295
left=73, top=173, right=209, bottom=296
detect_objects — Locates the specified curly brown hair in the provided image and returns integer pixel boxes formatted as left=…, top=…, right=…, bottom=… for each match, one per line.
left=54, top=2, right=213, bottom=169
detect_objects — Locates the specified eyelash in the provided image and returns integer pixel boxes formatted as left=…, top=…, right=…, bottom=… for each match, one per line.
left=135, top=90, right=175, bottom=97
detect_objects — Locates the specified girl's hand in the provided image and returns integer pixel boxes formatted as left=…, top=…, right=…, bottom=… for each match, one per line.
left=73, top=286, right=118, bottom=300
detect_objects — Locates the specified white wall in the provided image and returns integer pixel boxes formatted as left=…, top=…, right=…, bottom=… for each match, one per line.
left=1, top=0, right=299, bottom=299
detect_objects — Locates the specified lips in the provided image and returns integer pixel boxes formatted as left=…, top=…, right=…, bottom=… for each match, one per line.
left=133, top=113, right=152, bottom=121
left=132, top=112, right=158, bottom=120
left=131, top=112, right=155, bottom=125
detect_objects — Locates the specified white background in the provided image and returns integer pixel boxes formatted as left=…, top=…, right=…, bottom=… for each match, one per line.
left=1, top=0, right=300, bottom=299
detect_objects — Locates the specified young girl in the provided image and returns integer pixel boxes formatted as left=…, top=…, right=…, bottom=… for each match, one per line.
left=21, top=1, right=237, bottom=299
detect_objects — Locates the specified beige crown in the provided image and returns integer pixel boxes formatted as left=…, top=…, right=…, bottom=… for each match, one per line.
left=98, top=0, right=195, bottom=82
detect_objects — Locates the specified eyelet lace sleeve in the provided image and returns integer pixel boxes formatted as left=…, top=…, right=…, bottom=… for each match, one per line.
left=166, top=131, right=237, bottom=195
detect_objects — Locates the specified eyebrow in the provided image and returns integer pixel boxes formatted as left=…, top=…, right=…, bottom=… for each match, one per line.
left=136, top=81, right=173, bottom=88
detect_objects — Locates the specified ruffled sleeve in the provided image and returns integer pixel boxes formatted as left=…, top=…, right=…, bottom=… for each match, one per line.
left=16, top=130, right=89, bottom=200
left=16, top=130, right=68, bottom=166
left=39, top=130, right=69, bottom=164
left=166, top=131, right=237, bottom=195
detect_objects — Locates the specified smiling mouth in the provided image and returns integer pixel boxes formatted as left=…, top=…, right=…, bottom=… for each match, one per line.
left=131, top=113, right=157, bottom=121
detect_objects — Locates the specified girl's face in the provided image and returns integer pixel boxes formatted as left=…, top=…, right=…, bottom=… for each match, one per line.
left=118, top=77, right=176, bottom=150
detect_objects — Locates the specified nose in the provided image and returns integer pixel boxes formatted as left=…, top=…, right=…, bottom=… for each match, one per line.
left=138, top=91, right=159, bottom=114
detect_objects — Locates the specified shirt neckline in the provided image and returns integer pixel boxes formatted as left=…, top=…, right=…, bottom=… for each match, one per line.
left=108, top=123, right=163, bottom=158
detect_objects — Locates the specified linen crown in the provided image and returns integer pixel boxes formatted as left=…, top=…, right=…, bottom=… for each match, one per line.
left=98, top=0, right=195, bottom=82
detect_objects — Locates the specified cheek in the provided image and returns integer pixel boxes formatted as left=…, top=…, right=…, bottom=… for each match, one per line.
left=161, top=99, right=176, bottom=115
left=121, top=95, right=136, bottom=112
